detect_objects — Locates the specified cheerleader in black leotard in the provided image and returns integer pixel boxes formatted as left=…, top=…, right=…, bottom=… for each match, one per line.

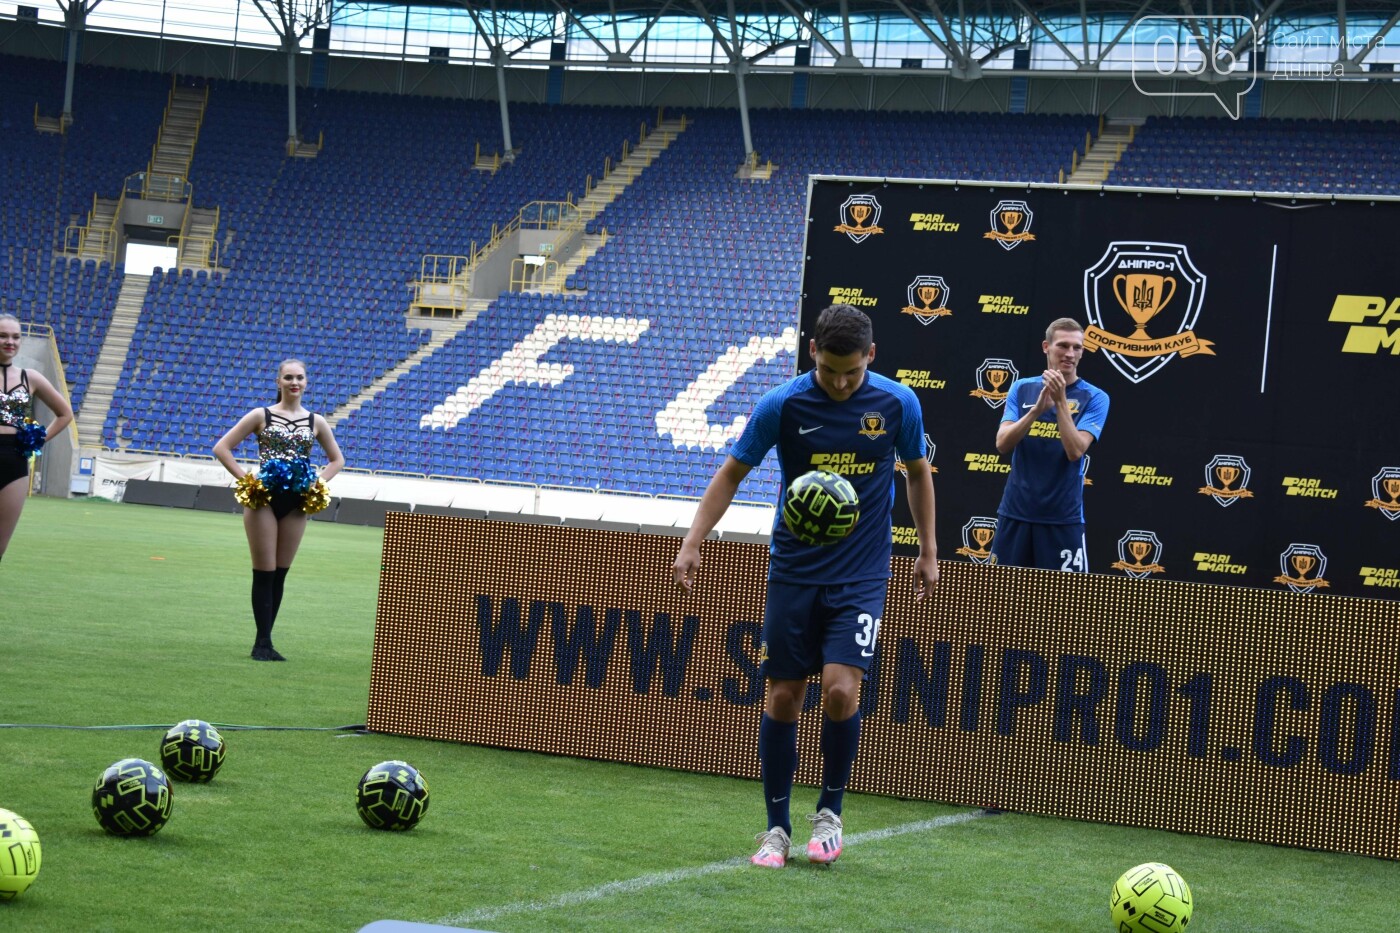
left=0, top=313, right=74, bottom=562
left=213, top=359, right=344, bottom=660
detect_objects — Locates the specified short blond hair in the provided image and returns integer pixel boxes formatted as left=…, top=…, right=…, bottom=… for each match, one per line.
left=1045, top=317, right=1084, bottom=342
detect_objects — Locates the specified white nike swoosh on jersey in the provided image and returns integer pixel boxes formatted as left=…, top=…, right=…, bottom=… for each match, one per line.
left=1022, top=402, right=1035, bottom=408
left=799, top=426, right=823, bottom=434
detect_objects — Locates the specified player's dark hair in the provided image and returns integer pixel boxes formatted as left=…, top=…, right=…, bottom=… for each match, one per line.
left=814, top=304, right=873, bottom=356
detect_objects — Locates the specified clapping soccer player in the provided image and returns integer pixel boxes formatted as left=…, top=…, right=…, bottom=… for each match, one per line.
left=991, top=318, right=1109, bottom=572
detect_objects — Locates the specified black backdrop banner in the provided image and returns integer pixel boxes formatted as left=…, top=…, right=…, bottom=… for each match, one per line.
left=799, top=178, right=1399, bottom=599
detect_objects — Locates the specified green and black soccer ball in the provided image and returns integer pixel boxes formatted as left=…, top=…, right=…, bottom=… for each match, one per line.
left=0, top=808, right=42, bottom=900
left=356, top=760, right=430, bottom=831
left=782, top=469, right=860, bottom=546
left=1110, top=862, right=1193, bottom=932
left=92, top=758, right=173, bottom=837
left=160, top=719, right=227, bottom=782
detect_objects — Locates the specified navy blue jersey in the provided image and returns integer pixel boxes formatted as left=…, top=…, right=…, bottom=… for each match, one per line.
left=731, top=370, right=926, bottom=584
left=996, top=376, right=1109, bottom=524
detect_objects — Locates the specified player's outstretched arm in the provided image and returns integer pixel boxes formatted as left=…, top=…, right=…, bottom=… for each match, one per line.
left=673, top=456, right=751, bottom=593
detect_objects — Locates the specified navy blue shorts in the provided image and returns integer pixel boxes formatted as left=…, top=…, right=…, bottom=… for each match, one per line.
left=991, top=516, right=1088, bottom=572
left=761, top=578, right=890, bottom=680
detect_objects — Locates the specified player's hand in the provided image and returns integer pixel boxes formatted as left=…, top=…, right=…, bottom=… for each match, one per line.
left=913, top=553, right=940, bottom=601
left=673, top=544, right=702, bottom=594
left=1042, top=369, right=1067, bottom=404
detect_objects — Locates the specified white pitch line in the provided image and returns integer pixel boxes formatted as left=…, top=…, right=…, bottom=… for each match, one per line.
left=435, top=809, right=991, bottom=928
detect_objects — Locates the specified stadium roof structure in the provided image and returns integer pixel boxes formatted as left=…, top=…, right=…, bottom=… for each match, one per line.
left=360, top=0, right=1400, bottom=78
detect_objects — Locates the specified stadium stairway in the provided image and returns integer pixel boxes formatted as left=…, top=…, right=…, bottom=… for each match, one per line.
left=75, top=273, right=148, bottom=449
left=1067, top=117, right=1140, bottom=185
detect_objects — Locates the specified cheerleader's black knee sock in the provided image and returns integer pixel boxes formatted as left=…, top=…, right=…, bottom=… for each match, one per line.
left=271, top=566, right=290, bottom=624
left=251, top=569, right=278, bottom=659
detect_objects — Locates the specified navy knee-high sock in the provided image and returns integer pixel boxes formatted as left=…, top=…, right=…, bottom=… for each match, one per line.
left=816, top=710, right=861, bottom=816
left=759, top=714, right=798, bottom=835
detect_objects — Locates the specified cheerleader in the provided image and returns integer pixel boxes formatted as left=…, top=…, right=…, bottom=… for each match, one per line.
left=213, top=359, right=344, bottom=660
left=0, top=313, right=75, bottom=561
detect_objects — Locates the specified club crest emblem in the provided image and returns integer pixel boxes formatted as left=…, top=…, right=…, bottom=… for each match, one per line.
left=1364, top=466, right=1400, bottom=520
left=1274, top=543, right=1330, bottom=593
left=1198, top=454, right=1254, bottom=507
left=970, top=358, right=1018, bottom=408
left=1111, top=529, right=1165, bottom=579
left=1083, top=241, right=1215, bottom=383
left=983, top=200, right=1036, bottom=250
left=955, top=516, right=998, bottom=564
left=902, top=275, right=952, bottom=324
left=835, top=194, right=884, bottom=243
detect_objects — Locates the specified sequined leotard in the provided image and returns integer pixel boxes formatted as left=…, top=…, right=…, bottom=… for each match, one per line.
left=257, top=408, right=316, bottom=518
left=0, top=365, right=33, bottom=486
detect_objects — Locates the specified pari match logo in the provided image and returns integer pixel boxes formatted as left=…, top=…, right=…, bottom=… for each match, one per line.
left=983, top=200, right=1036, bottom=250
left=1274, top=543, right=1331, bottom=593
left=834, top=194, right=884, bottom=243
left=1111, top=529, right=1166, bottom=579
left=955, top=516, right=999, bottom=564
left=901, top=275, right=953, bottom=324
left=1365, top=466, right=1400, bottom=520
left=1083, top=242, right=1216, bottom=384
left=1198, top=454, right=1255, bottom=507
left=1328, top=294, right=1400, bottom=354
left=969, top=358, right=1018, bottom=408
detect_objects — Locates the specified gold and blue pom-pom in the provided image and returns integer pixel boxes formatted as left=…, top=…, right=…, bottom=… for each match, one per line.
left=15, top=419, right=47, bottom=457
left=260, top=457, right=315, bottom=494
left=234, top=473, right=270, bottom=509
left=301, top=479, right=330, bottom=515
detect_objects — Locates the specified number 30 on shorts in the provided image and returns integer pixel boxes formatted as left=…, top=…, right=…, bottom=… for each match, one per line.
left=854, top=612, right=882, bottom=658
left=1060, top=548, right=1085, bottom=572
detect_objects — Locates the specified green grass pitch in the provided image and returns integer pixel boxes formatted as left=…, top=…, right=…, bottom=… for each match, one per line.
left=1, top=496, right=1395, bottom=931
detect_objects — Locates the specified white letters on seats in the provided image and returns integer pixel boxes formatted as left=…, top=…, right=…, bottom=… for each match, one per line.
left=655, top=327, right=797, bottom=451
left=419, top=314, right=651, bottom=429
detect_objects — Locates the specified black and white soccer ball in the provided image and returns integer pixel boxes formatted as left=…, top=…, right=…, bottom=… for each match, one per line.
left=782, top=469, right=861, bottom=546
left=356, top=760, right=430, bottom=831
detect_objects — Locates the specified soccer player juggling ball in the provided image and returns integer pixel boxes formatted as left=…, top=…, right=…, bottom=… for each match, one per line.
left=672, top=304, right=939, bottom=867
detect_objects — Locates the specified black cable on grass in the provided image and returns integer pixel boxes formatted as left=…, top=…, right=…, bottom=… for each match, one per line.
left=0, top=723, right=367, bottom=732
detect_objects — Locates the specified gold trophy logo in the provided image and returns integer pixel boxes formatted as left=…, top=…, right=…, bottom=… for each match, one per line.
left=1113, top=272, right=1177, bottom=339
left=984, top=199, right=1036, bottom=250
left=1199, top=454, right=1253, bottom=506
left=1364, top=467, right=1400, bottom=520
left=1082, top=243, right=1214, bottom=384
left=917, top=282, right=941, bottom=312
left=1111, top=530, right=1165, bottom=578
left=971, top=358, right=1018, bottom=408
left=835, top=195, right=884, bottom=242
left=1274, top=544, right=1330, bottom=592
left=956, top=517, right=999, bottom=564
left=858, top=411, right=887, bottom=439
left=902, top=275, right=952, bottom=324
